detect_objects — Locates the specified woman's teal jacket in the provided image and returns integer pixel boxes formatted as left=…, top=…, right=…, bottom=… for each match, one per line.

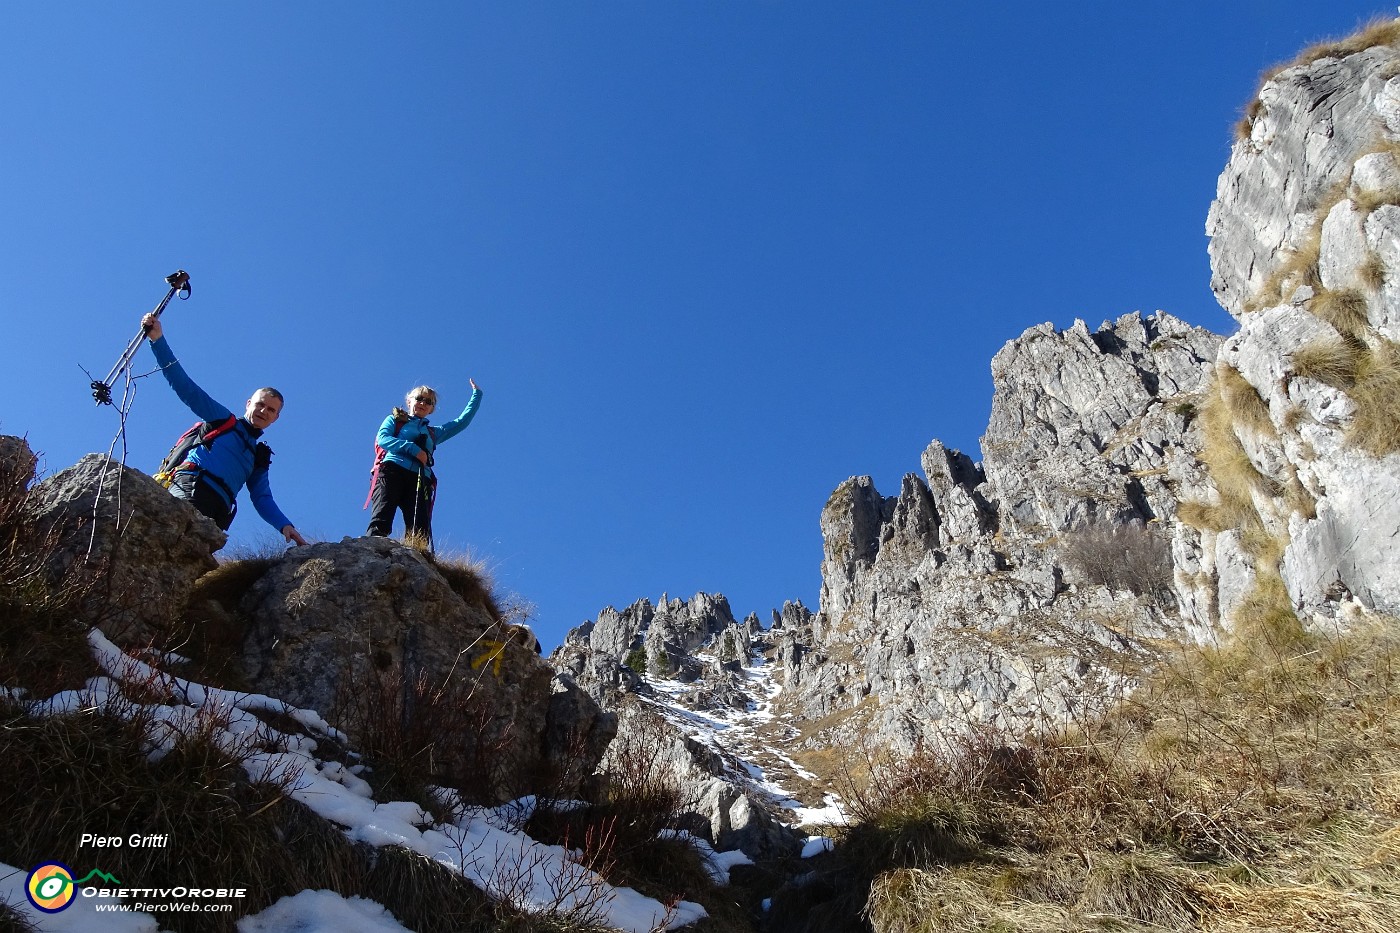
left=377, top=388, right=483, bottom=479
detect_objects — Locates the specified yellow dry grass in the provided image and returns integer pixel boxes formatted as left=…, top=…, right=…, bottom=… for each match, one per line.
left=845, top=617, right=1400, bottom=933
left=1311, top=288, right=1372, bottom=340
left=1236, top=17, right=1400, bottom=141
left=1292, top=336, right=1400, bottom=456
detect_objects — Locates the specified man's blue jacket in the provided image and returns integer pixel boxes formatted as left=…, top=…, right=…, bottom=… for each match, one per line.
left=149, top=335, right=294, bottom=532
left=377, top=388, right=483, bottom=479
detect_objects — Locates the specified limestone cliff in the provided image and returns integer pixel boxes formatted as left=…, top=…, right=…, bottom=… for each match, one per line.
left=777, top=312, right=1223, bottom=753
left=1200, top=24, right=1400, bottom=621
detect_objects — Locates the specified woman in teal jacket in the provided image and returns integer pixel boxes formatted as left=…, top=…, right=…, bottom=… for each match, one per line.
left=366, top=381, right=482, bottom=543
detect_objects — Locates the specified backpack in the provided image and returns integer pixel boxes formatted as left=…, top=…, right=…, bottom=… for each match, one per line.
left=363, top=411, right=411, bottom=509
left=154, top=415, right=241, bottom=488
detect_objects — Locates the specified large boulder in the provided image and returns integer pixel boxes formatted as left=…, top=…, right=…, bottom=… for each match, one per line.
left=237, top=536, right=615, bottom=802
left=22, top=451, right=225, bottom=641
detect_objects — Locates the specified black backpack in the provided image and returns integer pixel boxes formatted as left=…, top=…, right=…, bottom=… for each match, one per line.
left=154, top=415, right=253, bottom=488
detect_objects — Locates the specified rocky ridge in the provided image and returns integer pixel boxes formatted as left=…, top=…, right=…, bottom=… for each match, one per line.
left=555, top=309, right=1226, bottom=835
left=555, top=36, right=1400, bottom=833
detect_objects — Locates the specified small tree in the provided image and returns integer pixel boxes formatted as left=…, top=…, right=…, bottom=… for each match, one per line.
left=623, top=646, right=648, bottom=673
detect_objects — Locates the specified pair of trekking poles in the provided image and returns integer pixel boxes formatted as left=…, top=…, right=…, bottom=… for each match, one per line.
left=90, top=269, right=191, bottom=407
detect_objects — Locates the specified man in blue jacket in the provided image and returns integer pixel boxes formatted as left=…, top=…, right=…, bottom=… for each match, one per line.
left=142, top=312, right=307, bottom=546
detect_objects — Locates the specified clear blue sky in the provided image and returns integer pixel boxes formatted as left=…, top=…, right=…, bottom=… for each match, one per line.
left=0, top=2, right=1388, bottom=649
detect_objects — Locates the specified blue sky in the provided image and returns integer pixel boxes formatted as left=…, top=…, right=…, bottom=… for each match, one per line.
left=0, top=2, right=1389, bottom=649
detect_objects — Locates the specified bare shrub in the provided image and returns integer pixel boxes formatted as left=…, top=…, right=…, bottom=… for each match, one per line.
left=1060, top=520, right=1174, bottom=605
left=333, top=662, right=523, bottom=810
left=0, top=448, right=106, bottom=696
left=526, top=707, right=716, bottom=909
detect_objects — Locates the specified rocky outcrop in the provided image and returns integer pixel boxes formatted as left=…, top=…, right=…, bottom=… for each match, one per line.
left=0, top=436, right=38, bottom=499
left=557, top=312, right=1223, bottom=815
left=1203, top=28, right=1400, bottom=618
left=23, top=452, right=225, bottom=641
left=239, top=536, right=615, bottom=802
left=775, top=312, right=1222, bottom=753
left=1207, top=40, right=1400, bottom=318
left=550, top=24, right=1400, bottom=858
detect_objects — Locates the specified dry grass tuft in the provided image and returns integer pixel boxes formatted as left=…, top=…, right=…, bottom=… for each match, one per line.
left=0, top=698, right=363, bottom=931
left=1187, top=371, right=1279, bottom=557
left=168, top=555, right=280, bottom=687
left=1216, top=364, right=1276, bottom=437
left=1360, top=251, right=1389, bottom=290
left=0, top=902, right=36, bottom=933
left=1202, top=879, right=1399, bottom=933
left=1295, top=17, right=1400, bottom=69
left=189, top=555, right=277, bottom=606
left=1230, top=569, right=1306, bottom=648
left=402, top=537, right=504, bottom=621
left=1348, top=338, right=1400, bottom=456
left=1292, top=335, right=1367, bottom=388
left=1292, top=336, right=1400, bottom=456
left=1078, top=852, right=1204, bottom=928
left=1176, top=498, right=1230, bottom=534
left=1311, top=288, right=1372, bottom=339
left=1245, top=234, right=1323, bottom=312
left=363, top=846, right=503, bottom=933
left=1349, top=184, right=1400, bottom=217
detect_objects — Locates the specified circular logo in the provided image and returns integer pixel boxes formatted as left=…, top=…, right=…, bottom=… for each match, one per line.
left=26, top=862, right=77, bottom=913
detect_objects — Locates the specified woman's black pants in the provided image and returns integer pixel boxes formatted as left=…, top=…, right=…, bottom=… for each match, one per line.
left=366, top=461, right=434, bottom=541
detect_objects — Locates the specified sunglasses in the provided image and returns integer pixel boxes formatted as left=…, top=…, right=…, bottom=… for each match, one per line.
left=412, top=396, right=435, bottom=405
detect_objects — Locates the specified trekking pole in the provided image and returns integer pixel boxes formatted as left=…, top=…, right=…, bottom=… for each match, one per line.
left=90, top=269, right=191, bottom=406
left=411, top=467, right=434, bottom=554
left=411, top=468, right=424, bottom=541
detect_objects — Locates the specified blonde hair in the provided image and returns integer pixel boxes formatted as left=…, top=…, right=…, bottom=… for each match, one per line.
left=405, top=385, right=438, bottom=407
